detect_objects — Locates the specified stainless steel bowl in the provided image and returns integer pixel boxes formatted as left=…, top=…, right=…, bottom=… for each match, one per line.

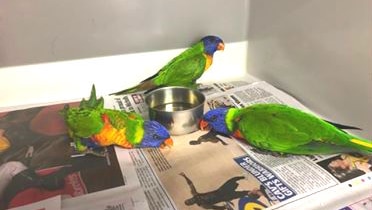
left=145, top=86, right=205, bottom=135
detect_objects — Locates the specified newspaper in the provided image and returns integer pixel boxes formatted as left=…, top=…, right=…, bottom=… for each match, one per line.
left=339, top=195, right=372, bottom=210
left=0, top=80, right=371, bottom=210
left=109, top=81, right=372, bottom=210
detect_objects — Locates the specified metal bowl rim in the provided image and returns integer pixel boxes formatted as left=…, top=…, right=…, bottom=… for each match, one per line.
left=145, top=86, right=205, bottom=113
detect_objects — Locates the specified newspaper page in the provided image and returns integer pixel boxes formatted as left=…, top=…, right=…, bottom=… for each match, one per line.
left=339, top=195, right=372, bottom=210
left=8, top=196, right=61, bottom=210
left=110, top=80, right=372, bottom=210
left=0, top=103, right=149, bottom=210
left=1, top=80, right=371, bottom=210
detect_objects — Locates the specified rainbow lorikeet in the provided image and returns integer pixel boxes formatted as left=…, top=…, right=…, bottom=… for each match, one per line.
left=61, top=85, right=173, bottom=156
left=200, top=104, right=372, bottom=155
left=111, top=35, right=224, bottom=95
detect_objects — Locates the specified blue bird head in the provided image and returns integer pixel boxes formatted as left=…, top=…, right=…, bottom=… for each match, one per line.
left=199, top=107, right=230, bottom=135
left=201, top=35, right=224, bottom=56
left=139, top=121, right=173, bottom=148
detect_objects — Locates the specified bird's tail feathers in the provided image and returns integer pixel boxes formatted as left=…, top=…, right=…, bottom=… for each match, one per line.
left=325, top=120, right=362, bottom=131
left=346, top=137, right=372, bottom=155
left=80, top=85, right=104, bottom=109
left=350, top=139, right=372, bottom=152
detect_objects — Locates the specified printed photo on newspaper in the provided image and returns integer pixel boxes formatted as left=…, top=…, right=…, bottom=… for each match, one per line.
left=0, top=102, right=148, bottom=210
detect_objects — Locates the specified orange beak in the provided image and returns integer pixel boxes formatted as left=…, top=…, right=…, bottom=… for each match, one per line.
left=217, top=42, right=225, bottom=51
left=161, top=137, right=173, bottom=149
left=199, top=119, right=210, bottom=131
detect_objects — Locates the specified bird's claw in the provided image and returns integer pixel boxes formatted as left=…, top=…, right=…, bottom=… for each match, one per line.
left=84, top=148, right=107, bottom=157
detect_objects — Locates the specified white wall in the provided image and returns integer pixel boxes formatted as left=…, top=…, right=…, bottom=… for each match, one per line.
left=0, top=0, right=249, bottom=67
left=247, top=0, right=372, bottom=139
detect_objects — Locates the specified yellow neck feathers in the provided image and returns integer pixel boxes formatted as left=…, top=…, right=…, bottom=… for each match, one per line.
left=204, top=54, right=213, bottom=71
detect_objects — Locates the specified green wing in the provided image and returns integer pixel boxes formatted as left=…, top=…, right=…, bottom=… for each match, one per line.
left=63, top=107, right=104, bottom=138
left=104, top=109, right=144, bottom=145
left=161, top=41, right=204, bottom=70
left=61, top=85, right=105, bottom=138
left=236, top=104, right=350, bottom=154
left=104, top=109, right=130, bottom=129
left=110, top=42, right=206, bottom=95
left=152, top=42, right=206, bottom=87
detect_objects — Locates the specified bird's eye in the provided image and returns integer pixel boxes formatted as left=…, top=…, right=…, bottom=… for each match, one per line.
left=152, top=134, right=160, bottom=140
left=210, top=115, right=218, bottom=122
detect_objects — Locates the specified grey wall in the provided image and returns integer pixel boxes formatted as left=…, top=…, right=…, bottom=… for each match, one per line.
left=247, top=0, right=372, bottom=138
left=0, top=0, right=249, bottom=67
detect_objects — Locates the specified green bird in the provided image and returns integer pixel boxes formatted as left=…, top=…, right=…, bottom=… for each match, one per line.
left=199, top=104, right=372, bottom=155
left=61, top=85, right=173, bottom=156
left=111, top=35, right=224, bottom=95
